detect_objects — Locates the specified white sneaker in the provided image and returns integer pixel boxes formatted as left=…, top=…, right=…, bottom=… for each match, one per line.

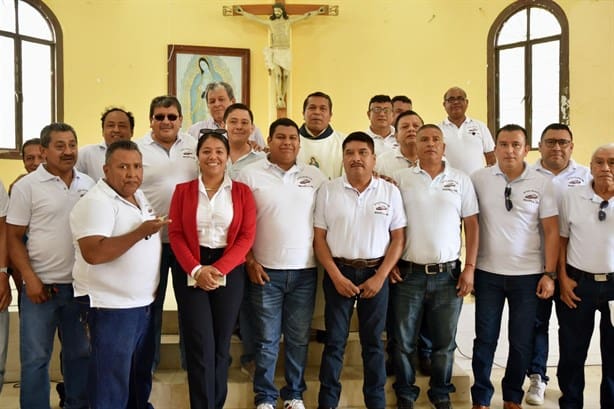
left=256, top=404, right=275, bottom=409
left=526, top=373, right=546, bottom=405
left=284, top=399, right=306, bottom=409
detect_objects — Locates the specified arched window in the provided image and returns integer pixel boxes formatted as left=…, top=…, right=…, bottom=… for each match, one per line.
left=487, top=0, right=569, bottom=148
left=0, top=0, right=62, bottom=158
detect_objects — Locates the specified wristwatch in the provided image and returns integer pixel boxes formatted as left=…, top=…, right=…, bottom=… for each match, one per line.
left=543, top=271, right=557, bottom=280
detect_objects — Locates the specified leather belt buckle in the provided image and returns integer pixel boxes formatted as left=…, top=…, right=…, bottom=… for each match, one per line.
left=424, top=263, right=440, bottom=275
left=353, top=259, right=368, bottom=269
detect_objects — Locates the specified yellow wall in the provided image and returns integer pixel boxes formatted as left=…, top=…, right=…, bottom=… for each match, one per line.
left=1, top=0, right=612, bottom=183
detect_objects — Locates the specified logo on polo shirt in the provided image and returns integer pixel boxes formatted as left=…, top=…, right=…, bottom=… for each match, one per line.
left=466, top=126, right=480, bottom=136
left=78, top=189, right=89, bottom=197
left=296, top=176, right=315, bottom=188
left=442, top=179, right=459, bottom=193
left=373, top=201, right=390, bottom=216
left=181, top=149, right=196, bottom=159
left=567, top=176, right=585, bottom=187
left=523, top=189, right=540, bottom=204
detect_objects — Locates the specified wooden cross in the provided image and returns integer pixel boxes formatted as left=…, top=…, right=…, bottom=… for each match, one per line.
left=223, top=1, right=338, bottom=18
left=224, top=1, right=338, bottom=118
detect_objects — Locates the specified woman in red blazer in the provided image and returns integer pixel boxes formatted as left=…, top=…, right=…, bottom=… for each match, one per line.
left=169, top=131, right=256, bottom=409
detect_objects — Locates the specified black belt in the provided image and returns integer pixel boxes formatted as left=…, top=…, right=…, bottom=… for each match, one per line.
left=568, top=264, right=613, bottom=283
left=398, top=259, right=458, bottom=275
left=333, top=257, right=383, bottom=269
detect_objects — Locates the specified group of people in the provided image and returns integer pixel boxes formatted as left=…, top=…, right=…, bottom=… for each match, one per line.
left=0, top=83, right=610, bottom=409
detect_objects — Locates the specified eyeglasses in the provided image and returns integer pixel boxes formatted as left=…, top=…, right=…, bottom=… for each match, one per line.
left=369, top=107, right=392, bottom=114
left=504, top=185, right=513, bottom=211
left=153, top=114, right=179, bottom=121
left=445, top=96, right=466, bottom=103
left=543, top=139, right=572, bottom=148
left=199, top=128, right=226, bottom=138
left=599, top=200, right=608, bottom=221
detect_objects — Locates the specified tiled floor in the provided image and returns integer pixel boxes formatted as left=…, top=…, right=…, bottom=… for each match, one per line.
left=0, top=291, right=605, bottom=408
left=0, top=366, right=604, bottom=409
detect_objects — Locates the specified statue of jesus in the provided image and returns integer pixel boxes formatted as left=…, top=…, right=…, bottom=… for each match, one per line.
left=235, top=3, right=322, bottom=108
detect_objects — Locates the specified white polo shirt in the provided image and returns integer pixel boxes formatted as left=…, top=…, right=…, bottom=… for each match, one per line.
left=236, top=158, right=326, bottom=269
left=559, top=185, right=614, bottom=274
left=227, top=150, right=265, bottom=180
left=365, top=126, right=396, bottom=155
left=7, top=166, right=95, bottom=284
left=297, top=128, right=345, bottom=179
left=394, top=162, right=478, bottom=264
left=136, top=131, right=198, bottom=242
left=375, top=148, right=415, bottom=177
left=70, top=179, right=161, bottom=308
left=187, top=118, right=266, bottom=148
left=471, top=164, right=558, bottom=276
left=532, top=159, right=591, bottom=204
left=439, top=116, right=495, bottom=176
left=314, top=176, right=407, bottom=259
left=76, top=142, right=106, bottom=181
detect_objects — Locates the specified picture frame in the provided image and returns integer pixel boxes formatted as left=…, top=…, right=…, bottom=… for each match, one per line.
left=167, top=45, right=250, bottom=127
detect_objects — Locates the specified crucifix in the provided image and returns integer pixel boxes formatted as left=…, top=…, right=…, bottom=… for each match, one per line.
left=224, top=1, right=338, bottom=117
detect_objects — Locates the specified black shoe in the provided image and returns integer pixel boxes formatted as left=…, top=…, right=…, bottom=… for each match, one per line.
left=432, top=401, right=452, bottom=409
left=418, top=355, right=432, bottom=376
left=397, top=397, right=414, bottom=409
left=56, top=382, right=66, bottom=408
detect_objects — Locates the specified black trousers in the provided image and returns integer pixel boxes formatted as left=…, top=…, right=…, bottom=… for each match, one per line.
left=172, top=247, right=245, bottom=409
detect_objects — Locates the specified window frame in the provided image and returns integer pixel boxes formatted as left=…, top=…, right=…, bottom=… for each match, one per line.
left=0, top=0, right=63, bottom=159
left=487, top=0, right=569, bottom=149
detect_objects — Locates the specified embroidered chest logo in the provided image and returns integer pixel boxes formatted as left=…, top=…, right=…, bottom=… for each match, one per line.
left=466, top=126, right=480, bottom=136
left=309, top=157, right=320, bottom=168
left=296, top=176, right=314, bottom=188
left=441, top=179, right=459, bottom=193
left=567, top=177, right=585, bottom=187
left=181, top=149, right=196, bottom=159
left=522, top=189, right=540, bottom=204
left=373, top=201, right=390, bottom=216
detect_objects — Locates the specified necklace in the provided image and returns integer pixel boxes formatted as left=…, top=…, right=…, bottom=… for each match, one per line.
left=204, top=181, right=222, bottom=191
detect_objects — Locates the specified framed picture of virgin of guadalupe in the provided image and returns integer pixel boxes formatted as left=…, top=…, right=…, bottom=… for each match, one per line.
left=167, top=44, right=250, bottom=128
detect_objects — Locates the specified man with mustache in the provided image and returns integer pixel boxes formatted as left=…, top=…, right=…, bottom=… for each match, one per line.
left=136, top=95, right=199, bottom=371
left=315, top=131, right=406, bottom=409
left=7, top=122, right=95, bottom=408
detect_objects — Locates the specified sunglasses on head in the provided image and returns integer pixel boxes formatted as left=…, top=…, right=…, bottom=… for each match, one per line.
left=153, top=114, right=179, bottom=121
left=199, top=128, right=227, bottom=138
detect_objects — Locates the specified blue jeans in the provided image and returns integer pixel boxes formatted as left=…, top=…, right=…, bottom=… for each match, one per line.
left=20, top=284, right=89, bottom=409
left=318, top=264, right=388, bottom=409
left=391, top=262, right=462, bottom=404
left=88, top=305, right=155, bottom=409
left=471, top=270, right=540, bottom=406
left=527, top=293, right=555, bottom=383
left=556, top=265, right=614, bottom=409
left=174, top=247, right=245, bottom=409
left=0, top=309, right=8, bottom=393
left=152, top=243, right=186, bottom=370
left=249, top=268, right=317, bottom=405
